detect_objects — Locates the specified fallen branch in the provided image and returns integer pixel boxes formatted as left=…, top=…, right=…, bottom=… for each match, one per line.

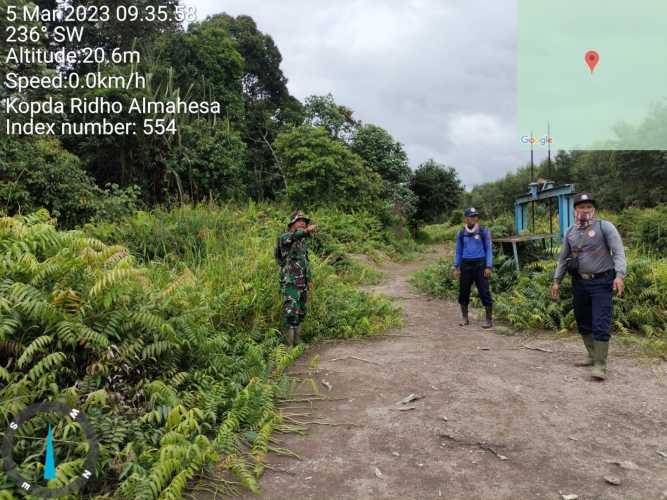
left=278, top=396, right=348, bottom=403
left=328, top=356, right=383, bottom=366
left=286, top=418, right=362, bottom=427
left=520, top=345, right=553, bottom=353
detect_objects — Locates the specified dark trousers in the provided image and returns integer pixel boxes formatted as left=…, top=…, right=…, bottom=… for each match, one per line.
left=458, top=259, right=493, bottom=307
left=572, top=270, right=614, bottom=341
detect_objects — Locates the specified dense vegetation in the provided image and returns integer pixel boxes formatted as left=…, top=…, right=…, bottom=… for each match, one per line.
left=0, top=205, right=411, bottom=497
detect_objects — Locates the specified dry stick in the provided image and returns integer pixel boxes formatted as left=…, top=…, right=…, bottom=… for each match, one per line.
left=268, top=445, right=302, bottom=460
left=520, top=345, right=554, bottom=353
left=328, top=356, right=383, bottom=366
left=279, top=396, right=348, bottom=403
left=287, top=419, right=362, bottom=427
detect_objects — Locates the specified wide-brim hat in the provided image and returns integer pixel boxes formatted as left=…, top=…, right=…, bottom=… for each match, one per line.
left=573, top=192, right=596, bottom=207
left=464, top=207, right=481, bottom=217
left=288, top=210, right=310, bottom=227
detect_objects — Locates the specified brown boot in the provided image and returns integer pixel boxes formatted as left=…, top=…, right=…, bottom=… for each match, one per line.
left=459, top=304, right=469, bottom=326
left=482, top=306, right=493, bottom=329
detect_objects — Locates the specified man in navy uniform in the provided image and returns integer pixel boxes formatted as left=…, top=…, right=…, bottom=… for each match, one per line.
left=452, top=208, right=494, bottom=328
left=551, top=192, right=626, bottom=380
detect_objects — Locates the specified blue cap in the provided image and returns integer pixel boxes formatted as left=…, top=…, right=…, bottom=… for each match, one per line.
left=464, top=207, right=481, bottom=217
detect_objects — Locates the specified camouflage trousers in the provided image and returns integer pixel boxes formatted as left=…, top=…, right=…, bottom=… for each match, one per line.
left=282, top=285, right=308, bottom=327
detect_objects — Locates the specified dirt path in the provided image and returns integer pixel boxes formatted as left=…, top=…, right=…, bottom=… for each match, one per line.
left=239, top=247, right=667, bottom=500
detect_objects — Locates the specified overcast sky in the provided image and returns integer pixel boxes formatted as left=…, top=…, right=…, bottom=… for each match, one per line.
left=185, top=0, right=546, bottom=188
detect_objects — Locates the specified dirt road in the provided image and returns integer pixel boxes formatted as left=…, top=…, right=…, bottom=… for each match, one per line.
left=241, top=247, right=667, bottom=499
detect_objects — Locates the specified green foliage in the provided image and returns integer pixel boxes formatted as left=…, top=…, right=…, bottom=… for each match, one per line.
left=162, top=18, right=244, bottom=120
left=416, top=222, right=460, bottom=244
left=303, top=94, right=359, bottom=142
left=168, top=119, right=247, bottom=202
left=0, top=137, right=100, bottom=228
left=351, top=124, right=411, bottom=184
left=0, top=205, right=401, bottom=497
left=274, top=126, right=384, bottom=212
left=409, top=160, right=464, bottom=225
left=612, top=204, right=667, bottom=255
left=202, top=14, right=305, bottom=200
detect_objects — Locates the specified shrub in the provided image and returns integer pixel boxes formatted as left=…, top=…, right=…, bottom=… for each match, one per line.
left=0, top=137, right=100, bottom=228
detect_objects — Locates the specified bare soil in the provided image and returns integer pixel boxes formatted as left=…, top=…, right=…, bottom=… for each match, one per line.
left=239, top=247, right=667, bottom=499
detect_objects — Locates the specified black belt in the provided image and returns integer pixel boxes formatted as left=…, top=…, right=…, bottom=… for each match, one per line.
left=462, top=258, right=485, bottom=264
left=577, top=269, right=614, bottom=280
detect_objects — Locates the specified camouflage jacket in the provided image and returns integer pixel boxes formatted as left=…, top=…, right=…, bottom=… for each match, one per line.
left=277, top=230, right=311, bottom=290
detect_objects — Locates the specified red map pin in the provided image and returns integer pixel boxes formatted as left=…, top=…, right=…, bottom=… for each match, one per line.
left=585, top=50, right=600, bottom=74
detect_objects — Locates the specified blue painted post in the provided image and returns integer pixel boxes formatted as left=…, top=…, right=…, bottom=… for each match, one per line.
left=515, top=203, right=522, bottom=235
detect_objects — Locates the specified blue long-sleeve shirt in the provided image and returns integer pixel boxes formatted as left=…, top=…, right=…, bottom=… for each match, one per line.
left=453, top=226, right=493, bottom=268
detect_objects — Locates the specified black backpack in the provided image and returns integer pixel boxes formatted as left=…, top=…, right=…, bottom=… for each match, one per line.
left=457, top=226, right=488, bottom=251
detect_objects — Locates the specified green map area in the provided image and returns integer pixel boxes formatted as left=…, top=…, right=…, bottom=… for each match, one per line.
left=518, top=0, right=667, bottom=150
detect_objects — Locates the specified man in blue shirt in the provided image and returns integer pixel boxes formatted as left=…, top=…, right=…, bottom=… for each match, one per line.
left=452, top=208, right=494, bottom=328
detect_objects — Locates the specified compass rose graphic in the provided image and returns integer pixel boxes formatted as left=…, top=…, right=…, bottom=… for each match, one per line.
left=2, top=401, right=99, bottom=498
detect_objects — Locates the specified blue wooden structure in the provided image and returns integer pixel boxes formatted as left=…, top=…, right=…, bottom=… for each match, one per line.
left=494, top=182, right=577, bottom=271
left=514, top=182, right=576, bottom=239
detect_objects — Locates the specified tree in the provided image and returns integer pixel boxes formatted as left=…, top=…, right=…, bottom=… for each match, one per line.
left=166, top=119, right=246, bottom=202
left=409, top=160, right=464, bottom=224
left=31, top=0, right=182, bottom=74
left=351, top=124, right=411, bottom=184
left=273, top=126, right=383, bottom=211
left=202, top=14, right=305, bottom=200
left=162, top=20, right=245, bottom=121
left=303, top=94, right=359, bottom=142
left=0, top=137, right=100, bottom=227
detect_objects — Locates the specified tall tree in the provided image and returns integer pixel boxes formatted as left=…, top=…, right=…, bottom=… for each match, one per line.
left=304, top=94, right=359, bottom=142
left=351, top=124, right=411, bottom=184
left=409, top=160, right=464, bottom=224
left=203, top=14, right=304, bottom=200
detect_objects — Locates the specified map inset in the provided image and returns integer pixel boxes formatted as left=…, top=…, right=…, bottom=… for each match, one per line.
left=518, top=0, right=667, bottom=150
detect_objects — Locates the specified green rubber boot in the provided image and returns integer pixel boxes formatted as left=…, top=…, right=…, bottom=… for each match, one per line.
left=591, top=340, right=609, bottom=380
left=575, top=334, right=595, bottom=366
left=286, top=326, right=296, bottom=347
left=294, top=325, right=302, bottom=345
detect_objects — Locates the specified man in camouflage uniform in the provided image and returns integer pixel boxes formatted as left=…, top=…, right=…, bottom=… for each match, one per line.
left=276, top=211, right=318, bottom=346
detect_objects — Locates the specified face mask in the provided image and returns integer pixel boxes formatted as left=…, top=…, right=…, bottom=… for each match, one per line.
left=574, top=209, right=595, bottom=228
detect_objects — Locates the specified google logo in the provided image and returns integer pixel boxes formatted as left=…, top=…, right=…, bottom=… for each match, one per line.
left=520, top=135, right=553, bottom=146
